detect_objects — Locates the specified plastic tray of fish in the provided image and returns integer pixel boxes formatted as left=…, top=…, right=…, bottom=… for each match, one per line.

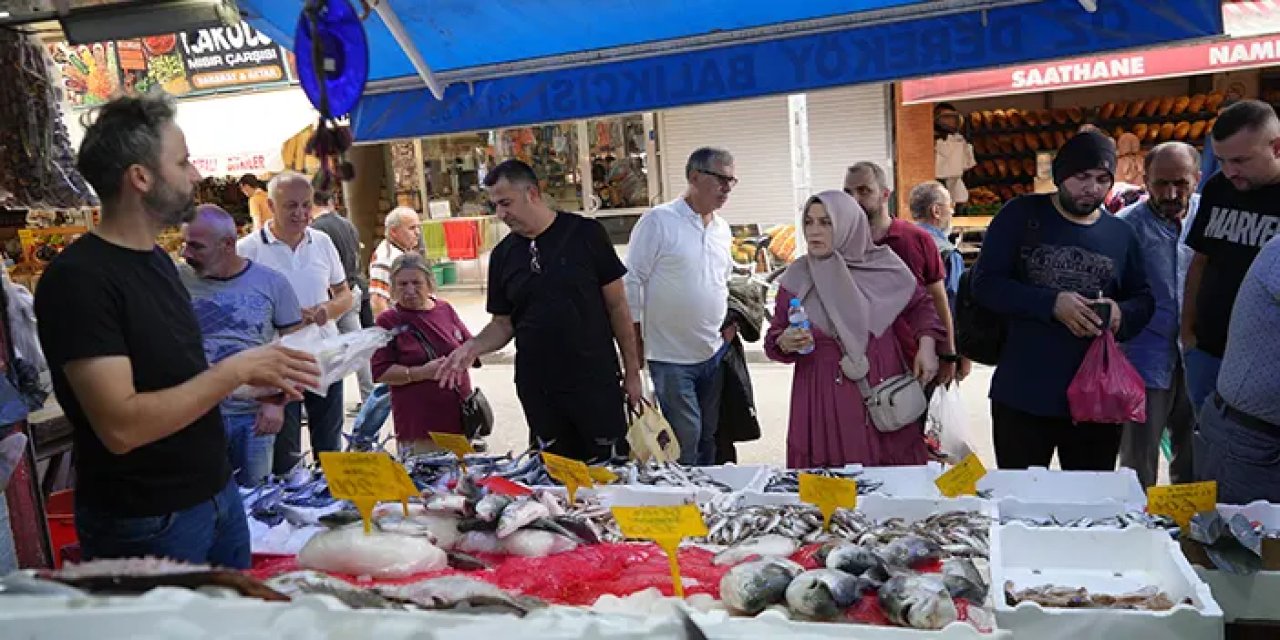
left=991, top=522, right=1223, bottom=640
left=753, top=464, right=946, bottom=503
left=977, top=467, right=1146, bottom=510
left=1189, top=500, right=1280, bottom=622
left=996, top=500, right=1176, bottom=531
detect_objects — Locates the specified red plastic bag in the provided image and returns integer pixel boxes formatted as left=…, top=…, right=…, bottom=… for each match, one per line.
left=1067, top=330, right=1147, bottom=424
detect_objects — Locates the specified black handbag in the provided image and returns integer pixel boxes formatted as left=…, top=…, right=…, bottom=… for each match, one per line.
left=400, top=322, right=493, bottom=439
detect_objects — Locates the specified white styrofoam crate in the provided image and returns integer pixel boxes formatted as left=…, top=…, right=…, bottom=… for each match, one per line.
left=995, top=498, right=1134, bottom=526
left=992, top=523, right=1223, bottom=640
left=977, top=467, right=1146, bottom=510
left=751, top=463, right=945, bottom=504
left=1190, top=500, right=1280, bottom=623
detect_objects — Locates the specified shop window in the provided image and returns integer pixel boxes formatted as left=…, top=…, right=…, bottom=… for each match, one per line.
left=496, top=124, right=582, bottom=212
left=422, top=133, right=492, bottom=217
left=588, top=115, right=650, bottom=211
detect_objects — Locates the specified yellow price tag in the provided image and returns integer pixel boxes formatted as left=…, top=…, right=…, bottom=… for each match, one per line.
left=587, top=466, right=619, bottom=485
left=319, top=452, right=419, bottom=533
left=430, top=432, right=475, bottom=466
left=542, top=452, right=594, bottom=503
left=799, top=473, right=858, bottom=530
left=611, top=505, right=708, bottom=598
left=1147, top=481, right=1217, bottom=528
left=935, top=453, right=987, bottom=498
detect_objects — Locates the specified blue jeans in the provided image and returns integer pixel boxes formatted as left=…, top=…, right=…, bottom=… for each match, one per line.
left=649, top=345, right=727, bottom=466
left=223, top=412, right=274, bottom=487
left=1194, top=394, right=1280, bottom=504
left=1184, top=347, right=1222, bottom=417
left=351, top=383, right=392, bottom=445
left=74, top=479, right=250, bottom=569
left=273, top=381, right=344, bottom=474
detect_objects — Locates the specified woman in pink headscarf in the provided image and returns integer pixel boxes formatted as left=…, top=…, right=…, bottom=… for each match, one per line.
left=765, top=190, right=945, bottom=468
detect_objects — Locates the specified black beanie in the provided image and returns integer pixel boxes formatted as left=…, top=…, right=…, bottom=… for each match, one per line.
left=1052, top=131, right=1117, bottom=185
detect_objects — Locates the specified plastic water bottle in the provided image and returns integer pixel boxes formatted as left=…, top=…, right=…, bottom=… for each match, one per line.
left=788, top=299, right=815, bottom=355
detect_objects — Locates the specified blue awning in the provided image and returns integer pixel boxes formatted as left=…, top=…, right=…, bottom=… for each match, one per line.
left=239, top=0, right=1224, bottom=142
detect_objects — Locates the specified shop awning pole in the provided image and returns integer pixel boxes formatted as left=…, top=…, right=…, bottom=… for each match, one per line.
left=370, top=0, right=446, bottom=100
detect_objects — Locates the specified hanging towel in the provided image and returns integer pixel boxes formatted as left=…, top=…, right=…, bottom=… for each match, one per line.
left=422, top=221, right=449, bottom=260
left=443, top=220, right=479, bottom=260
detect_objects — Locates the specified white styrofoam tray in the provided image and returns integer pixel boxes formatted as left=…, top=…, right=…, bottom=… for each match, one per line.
left=1190, top=500, right=1280, bottom=623
left=977, top=467, right=1146, bottom=510
left=749, top=463, right=946, bottom=504
left=992, top=523, right=1223, bottom=640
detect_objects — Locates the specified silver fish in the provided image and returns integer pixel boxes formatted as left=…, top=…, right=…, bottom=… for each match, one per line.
left=882, top=535, right=942, bottom=569
left=784, top=569, right=867, bottom=621
left=719, top=558, right=803, bottom=615
left=712, top=534, right=799, bottom=566
left=822, top=542, right=888, bottom=582
left=475, top=494, right=513, bottom=523
left=941, top=557, right=988, bottom=603
left=378, top=576, right=541, bottom=616
left=496, top=499, right=551, bottom=538
left=424, top=493, right=469, bottom=515
left=879, top=574, right=958, bottom=630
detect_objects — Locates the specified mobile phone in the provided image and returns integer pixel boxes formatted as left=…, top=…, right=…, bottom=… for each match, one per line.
left=1090, top=301, right=1112, bottom=330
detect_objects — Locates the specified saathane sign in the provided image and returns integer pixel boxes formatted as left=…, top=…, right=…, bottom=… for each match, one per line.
left=902, top=32, right=1280, bottom=104
left=353, top=0, right=1221, bottom=141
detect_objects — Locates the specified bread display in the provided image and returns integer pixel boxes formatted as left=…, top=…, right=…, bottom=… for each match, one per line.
left=1068, top=106, right=1084, bottom=123
left=1127, top=101, right=1146, bottom=118
left=1158, top=97, right=1176, bottom=116
left=1159, top=123, right=1175, bottom=141
left=1133, top=123, right=1149, bottom=139
left=1206, top=92, right=1226, bottom=113
left=1025, top=133, right=1040, bottom=151
left=1187, top=121, right=1204, bottom=140
left=1052, top=109, right=1069, bottom=125
left=1143, top=100, right=1160, bottom=118
left=1007, top=109, right=1025, bottom=127
left=1173, top=96, right=1190, bottom=114
left=1188, top=94, right=1207, bottom=112
left=1100, top=102, right=1118, bottom=120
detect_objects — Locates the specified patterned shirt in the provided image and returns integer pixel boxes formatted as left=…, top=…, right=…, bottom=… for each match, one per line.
left=1218, top=234, right=1280, bottom=424
left=180, top=261, right=302, bottom=415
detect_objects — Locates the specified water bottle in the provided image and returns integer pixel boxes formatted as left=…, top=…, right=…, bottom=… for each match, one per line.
left=788, top=299, right=815, bottom=355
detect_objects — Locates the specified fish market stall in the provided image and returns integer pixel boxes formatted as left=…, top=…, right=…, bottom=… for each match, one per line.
left=2, top=448, right=1265, bottom=639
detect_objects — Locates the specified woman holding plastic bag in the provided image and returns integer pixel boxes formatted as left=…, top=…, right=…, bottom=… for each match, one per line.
left=371, top=253, right=477, bottom=455
left=765, top=190, right=945, bottom=468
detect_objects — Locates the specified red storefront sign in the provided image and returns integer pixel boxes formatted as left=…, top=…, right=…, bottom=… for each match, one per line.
left=901, top=32, right=1280, bottom=104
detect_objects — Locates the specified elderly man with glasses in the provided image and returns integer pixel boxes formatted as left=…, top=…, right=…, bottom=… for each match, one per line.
left=623, top=147, right=736, bottom=465
left=439, top=160, right=643, bottom=462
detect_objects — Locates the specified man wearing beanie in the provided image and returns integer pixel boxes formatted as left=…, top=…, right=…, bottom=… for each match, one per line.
left=972, top=130, right=1154, bottom=471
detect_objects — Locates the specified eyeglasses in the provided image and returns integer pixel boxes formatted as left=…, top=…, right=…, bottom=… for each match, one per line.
left=529, top=239, right=542, bottom=274
left=699, top=169, right=739, bottom=189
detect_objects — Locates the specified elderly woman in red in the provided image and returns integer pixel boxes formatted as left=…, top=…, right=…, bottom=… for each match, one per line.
left=765, top=190, right=945, bottom=468
left=371, top=253, right=474, bottom=455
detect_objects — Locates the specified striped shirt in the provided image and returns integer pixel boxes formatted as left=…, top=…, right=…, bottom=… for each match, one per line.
left=368, top=239, right=406, bottom=302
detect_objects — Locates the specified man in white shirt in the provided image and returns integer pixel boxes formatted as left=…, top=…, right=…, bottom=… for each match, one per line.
left=237, top=171, right=353, bottom=473
left=369, top=207, right=422, bottom=317
left=625, top=147, right=736, bottom=465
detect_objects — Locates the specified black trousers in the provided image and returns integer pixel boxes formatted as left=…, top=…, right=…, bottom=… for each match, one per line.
left=992, top=401, right=1123, bottom=471
left=517, top=380, right=628, bottom=463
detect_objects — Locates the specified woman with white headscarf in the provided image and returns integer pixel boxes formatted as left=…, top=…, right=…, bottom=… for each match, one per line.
left=765, top=190, right=945, bottom=467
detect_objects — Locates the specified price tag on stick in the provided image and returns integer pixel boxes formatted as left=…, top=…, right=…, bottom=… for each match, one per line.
left=542, top=452, right=594, bottom=503
left=798, top=473, right=858, bottom=531
left=935, top=453, right=987, bottom=498
left=319, top=452, right=419, bottom=533
left=430, top=432, right=475, bottom=469
left=587, top=466, right=619, bottom=485
left=1147, top=481, right=1217, bottom=528
left=611, top=505, right=708, bottom=598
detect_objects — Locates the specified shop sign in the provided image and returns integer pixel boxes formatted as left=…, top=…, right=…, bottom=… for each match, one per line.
left=353, top=0, right=1221, bottom=140
left=179, top=21, right=288, bottom=90
left=901, top=32, right=1280, bottom=104
left=190, top=150, right=283, bottom=177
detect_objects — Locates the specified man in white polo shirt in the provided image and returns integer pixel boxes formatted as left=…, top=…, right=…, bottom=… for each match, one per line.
left=238, top=171, right=353, bottom=473
left=624, top=147, right=736, bottom=465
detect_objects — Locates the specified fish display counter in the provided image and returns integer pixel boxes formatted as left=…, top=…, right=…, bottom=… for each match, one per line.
left=3, top=448, right=1271, bottom=638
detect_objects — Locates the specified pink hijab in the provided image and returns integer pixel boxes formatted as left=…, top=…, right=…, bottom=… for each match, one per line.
left=778, top=190, right=916, bottom=374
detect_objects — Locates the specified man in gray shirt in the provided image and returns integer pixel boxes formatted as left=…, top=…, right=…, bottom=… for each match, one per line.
left=181, top=205, right=303, bottom=486
left=1194, top=232, right=1280, bottom=503
left=310, top=191, right=373, bottom=409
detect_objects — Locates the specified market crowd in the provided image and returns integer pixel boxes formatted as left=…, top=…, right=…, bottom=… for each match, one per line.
left=27, top=91, right=1280, bottom=568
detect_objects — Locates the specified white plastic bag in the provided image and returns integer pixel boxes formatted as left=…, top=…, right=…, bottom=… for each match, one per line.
left=232, top=325, right=394, bottom=398
left=926, top=385, right=975, bottom=464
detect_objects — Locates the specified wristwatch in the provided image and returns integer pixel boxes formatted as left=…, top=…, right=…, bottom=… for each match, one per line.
left=939, top=353, right=961, bottom=364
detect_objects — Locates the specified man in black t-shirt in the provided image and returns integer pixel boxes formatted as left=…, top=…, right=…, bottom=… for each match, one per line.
left=439, top=160, right=643, bottom=462
left=1182, top=100, right=1280, bottom=416
left=34, top=94, right=318, bottom=568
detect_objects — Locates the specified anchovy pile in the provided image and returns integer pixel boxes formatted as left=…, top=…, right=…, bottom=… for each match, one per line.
left=1000, top=511, right=1177, bottom=531
left=626, top=461, right=734, bottom=491
left=700, top=502, right=991, bottom=558
left=762, top=468, right=884, bottom=495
